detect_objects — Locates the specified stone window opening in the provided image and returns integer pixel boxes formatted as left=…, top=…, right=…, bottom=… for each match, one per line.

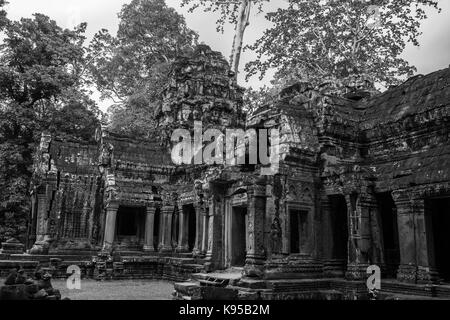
left=289, top=209, right=309, bottom=254
left=115, top=206, right=146, bottom=249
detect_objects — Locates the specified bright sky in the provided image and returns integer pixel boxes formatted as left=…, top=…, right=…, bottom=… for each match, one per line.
left=3, top=0, right=450, bottom=112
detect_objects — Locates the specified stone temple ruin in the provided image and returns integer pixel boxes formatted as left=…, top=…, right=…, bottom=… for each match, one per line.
left=1, top=44, right=450, bottom=299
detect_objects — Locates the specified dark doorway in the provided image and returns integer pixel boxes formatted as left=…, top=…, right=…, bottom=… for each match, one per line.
left=427, top=197, right=450, bottom=282
left=231, top=207, right=247, bottom=267
left=329, top=195, right=349, bottom=262
left=153, top=208, right=161, bottom=251
left=290, top=210, right=308, bottom=254
left=116, top=206, right=146, bottom=249
left=186, top=204, right=196, bottom=252
left=376, top=193, right=400, bottom=278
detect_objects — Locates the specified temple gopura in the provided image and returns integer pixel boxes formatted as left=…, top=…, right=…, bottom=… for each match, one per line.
left=2, top=45, right=450, bottom=299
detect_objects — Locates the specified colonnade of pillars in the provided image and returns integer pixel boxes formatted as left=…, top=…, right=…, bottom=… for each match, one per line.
left=323, top=189, right=441, bottom=283
left=102, top=201, right=213, bottom=257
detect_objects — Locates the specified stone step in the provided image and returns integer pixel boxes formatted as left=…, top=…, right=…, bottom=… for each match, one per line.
left=116, top=251, right=144, bottom=256
left=0, top=260, right=40, bottom=268
left=199, top=278, right=229, bottom=287
left=8, top=254, right=93, bottom=262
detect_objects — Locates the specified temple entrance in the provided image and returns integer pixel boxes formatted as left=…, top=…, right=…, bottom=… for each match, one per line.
left=289, top=209, right=309, bottom=254
left=115, top=206, right=146, bottom=250
left=184, top=204, right=196, bottom=252
left=329, top=195, right=349, bottom=266
left=376, top=192, right=400, bottom=278
left=427, top=197, right=450, bottom=282
left=231, top=207, right=247, bottom=267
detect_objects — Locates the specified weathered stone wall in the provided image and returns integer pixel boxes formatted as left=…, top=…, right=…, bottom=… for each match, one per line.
left=29, top=134, right=103, bottom=254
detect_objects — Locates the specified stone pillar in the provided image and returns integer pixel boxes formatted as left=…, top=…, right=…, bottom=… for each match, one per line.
left=103, top=203, right=119, bottom=251
left=345, top=192, right=371, bottom=280
left=176, top=205, right=190, bottom=253
left=244, top=180, right=267, bottom=278
left=413, top=198, right=437, bottom=283
left=360, top=192, right=384, bottom=265
left=28, top=194, right=38, bottom=248
left=193, top=202, right=205, bottom=257
left=30, top=193, right=51, bottom=255
left=144, top=204, right=156, bottom=253
left=171, top=206, right=179, bottom=248
left=205, top=202, right=214, bottom=261
left=159, top=204, right=175, bottom=253
left=201, top=203, right=209, bottom=255
left=80, top=203, right=90, bottom=238
left=206, top=195, right=223, bottom=270
left=318, top=195, right=329, bottom=258
left=392, top=191, right=417, bottom=282
left=393, top=191, right=437, bottom=283
left=36, top=193, right=49, bottom=239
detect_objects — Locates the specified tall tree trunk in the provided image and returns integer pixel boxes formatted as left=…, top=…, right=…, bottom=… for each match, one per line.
left=230, top=0, right=252, bottom=79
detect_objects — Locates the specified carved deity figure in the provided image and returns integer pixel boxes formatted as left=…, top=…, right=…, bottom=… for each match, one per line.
left=270, top=217, right=282, bottom=255
left=100, top=143, right=113, bottom=167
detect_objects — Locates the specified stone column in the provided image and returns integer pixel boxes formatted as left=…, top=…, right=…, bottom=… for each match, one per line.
left=159, top=204, right=175, bottom=253
left=392, top=191, right=437, bottom=283
left=321, top=195, right=333, bottom=260
left=359, top=191, right=384, bottom=265
left=36, top=193, right=49, bottom=240
left=205, top=202, right=214, bottom=261
left=392, top=191, right=418, bottom=282
left=345, top=192, right=372, bottom=280
left=103, top=203, right=119, bottom=251
left=171, top=207, right=179, bottom=248
left=30, top=193, right=51, bottom=255
left=413, top=198, right=437, bottom=283
left=201, top=203, right=209, bottom=255
left=176, top=205, right=189, bottom=253
left=244, top=180, right=267, bottom=278
left=28, top=194, right=38, bottom=248
left=144, top=204, right=156, bottom=253
left=193, top=202, right=205, bottom=257
left=206, top=196, right=224, bottom=270
left=80, top=203, right=90, bottom=238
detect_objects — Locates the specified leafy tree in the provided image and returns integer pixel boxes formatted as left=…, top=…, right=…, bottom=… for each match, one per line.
left=89, top=0, right=198, bottom=138
left=246, top=0, right=441, bottom=89
left=243, top=86, right=276, bottom=115
left=0, top=13, right=100, bottom=243
left=0, top=0, right=7, bottom=30
left=180, top=0, right=268, bottom=77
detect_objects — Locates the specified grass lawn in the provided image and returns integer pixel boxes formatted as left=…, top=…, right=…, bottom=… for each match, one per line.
left=50, top=279, right=174, bottom=300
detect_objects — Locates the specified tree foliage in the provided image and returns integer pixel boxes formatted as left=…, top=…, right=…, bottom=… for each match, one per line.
left=0, top=13, right=100, bottom=243
left=180, top=0, right=267, bottom=33
left=246, top=0, right=441, bottom=89
left=89, top=0, right=198, bottom=138
left=180, top=0, right=268, bottom=76
left=0, top=0, right=7, bottom=30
